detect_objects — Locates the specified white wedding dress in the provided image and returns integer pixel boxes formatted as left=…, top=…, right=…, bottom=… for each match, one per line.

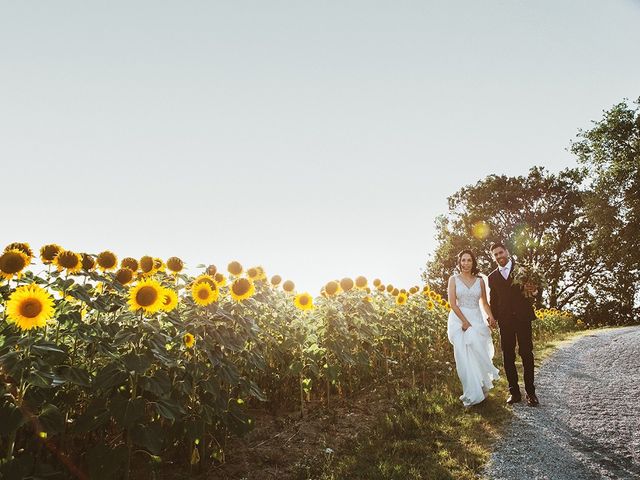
left=447, top=275, right=500, bottom=407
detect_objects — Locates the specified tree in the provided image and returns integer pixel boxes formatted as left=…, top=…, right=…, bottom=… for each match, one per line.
left=424, top=97, right=640, bottom=325
left=571, top=97, right=640, bottom=323
left=423, top=167, right=605, bottom=313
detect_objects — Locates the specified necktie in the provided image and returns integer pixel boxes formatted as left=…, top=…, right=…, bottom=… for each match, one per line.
left=501, top=266, right=509, bottom=279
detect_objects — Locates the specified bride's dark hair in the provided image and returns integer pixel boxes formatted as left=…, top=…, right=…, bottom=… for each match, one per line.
left=456, top=249, right=480, bottom=276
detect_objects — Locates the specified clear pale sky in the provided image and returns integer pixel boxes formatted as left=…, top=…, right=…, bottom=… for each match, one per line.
left=2, top=1, right=639, bottom=293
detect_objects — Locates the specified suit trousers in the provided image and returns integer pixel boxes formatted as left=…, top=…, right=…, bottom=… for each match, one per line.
left=498, top=318, right=535, bottom=395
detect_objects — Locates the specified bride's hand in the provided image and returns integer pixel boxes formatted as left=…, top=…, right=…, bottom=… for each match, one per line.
left=461, top=320, right=471, bottom=331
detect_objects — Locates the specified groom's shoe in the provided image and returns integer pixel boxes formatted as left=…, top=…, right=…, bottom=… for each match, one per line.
left=506, top=392, right=522, bottom=405
left=526, top=393, right=539, bottom=407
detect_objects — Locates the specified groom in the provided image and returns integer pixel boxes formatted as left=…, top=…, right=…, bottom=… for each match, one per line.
left=487, top=242, right=539, bottom=406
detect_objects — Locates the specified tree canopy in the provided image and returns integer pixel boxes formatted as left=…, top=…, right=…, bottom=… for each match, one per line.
left=424, top=97, right=639, bottom=325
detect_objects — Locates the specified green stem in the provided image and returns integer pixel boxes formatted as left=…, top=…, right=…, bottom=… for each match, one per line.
left=5, top=430, right=16, bottom=461
left=123, top=374, right=138, bottom=480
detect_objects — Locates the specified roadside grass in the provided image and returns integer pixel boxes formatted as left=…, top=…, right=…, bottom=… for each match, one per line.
left=293, top=328, right=591, bottom=480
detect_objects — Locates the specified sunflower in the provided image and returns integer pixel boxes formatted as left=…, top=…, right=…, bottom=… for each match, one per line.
left=153, top=258, right=165, bottom=273
left=373, top=278, right=381, bottom=287
left=194, top=274, right=217, bottom=290
left=363, top=295, right=372, bottom=302
left=97, top=251, right=118, bottom=272
left=294, top=292, right=314, bottom=311
left=270, top=275, right=282, bottom=286
left=355, top=276, right=367, bottom=289
left=426, top=300, right=435, bottom=310
left=230, top=277, right=255, bottom=302
left=53, top=250, right=82, bottom=274
left=4, top=242, right=34, bottom=262
left=128, top=278, right=165, bottom=314
left=183, top=333, right=196, bottom=348
left=396, top=293, right=408, bottom=305
left=324, top=280, right=339, bottom=296
left=191, top=282, right=218, bottom=306
left=161, top=288, right=178, bottom=312
left=6, top=284, right=55, bottom=330
left=377, top=284, right=386, bottom=292
left=227, top=261, right=243, bottom=276
left=282, top=280, right=295, bottom=293
left=392, top=288, right=399, bottom=296
left=256, top=266, right=267, bottom=280
left=247, top=267, right=259, bottom=281
left=139, top=256, right=155, bottom=275
left=205, top=264, right=217, bottom=276
left=166, top=257, right=184, bottom=274
left=409, top=287, right=418, bottom=294
left=340, top=278, right=354, bottom=292
left=81, top=253, right=96, bottom=271
left=121, top=257, right=139, bottom=272
left=0, top=249, right=30, bottom=280
left=115, top=267, right=134, bottom=285
left=214, top=273, right=227, bottom=287
left=386, top=284, right=394, bottom=293
left=40, top=244, right=62, bottom=264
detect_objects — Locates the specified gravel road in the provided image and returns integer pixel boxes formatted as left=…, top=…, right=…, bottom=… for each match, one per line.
left=484, top=325, right=640, bottom=480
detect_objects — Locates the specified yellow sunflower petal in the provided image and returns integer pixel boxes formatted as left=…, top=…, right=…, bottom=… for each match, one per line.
left=53, top=250, right=82, bottom=275
left=128, top=278, right=165, bottom=314
left=161, top=288, right=179, bottom=312
left=294, top=292, right=314, bottom=311
left=97, top=251, right=118, bottom=272
left=6, top=284, right=55, bottom=330
left=230, top=277, right=255, bottom=302
left=0, top=249, right=30, bottom=280
left=191, top=282, right=219, bottom=306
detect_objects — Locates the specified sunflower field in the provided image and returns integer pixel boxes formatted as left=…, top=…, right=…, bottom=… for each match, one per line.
left=0, top=242, right=581, bottom=479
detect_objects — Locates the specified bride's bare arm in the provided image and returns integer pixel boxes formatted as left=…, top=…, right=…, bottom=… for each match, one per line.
left=448, top=276, right=471, bottom=330
left=480, top=279, right=497, bottom=328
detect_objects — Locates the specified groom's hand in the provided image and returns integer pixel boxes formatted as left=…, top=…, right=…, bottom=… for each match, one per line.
left=488, top=317, right=497, bottom=329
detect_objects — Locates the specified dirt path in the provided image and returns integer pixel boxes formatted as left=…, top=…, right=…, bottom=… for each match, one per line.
left=484, top=326, right=640, bottom=479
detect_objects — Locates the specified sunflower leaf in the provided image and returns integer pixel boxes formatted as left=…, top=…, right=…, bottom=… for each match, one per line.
left=130, top=422, right=163, bottom=454
left=38, top=403, right=65, bottom=434
left=110, top=394, right=145, bottom=429
left=56, top=365, right=92, bottom=387
left=0, top=401, right=27, bottom=435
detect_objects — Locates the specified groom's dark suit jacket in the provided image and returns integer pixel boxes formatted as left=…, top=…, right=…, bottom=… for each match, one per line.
left=488, top=260, right=536, bottom=324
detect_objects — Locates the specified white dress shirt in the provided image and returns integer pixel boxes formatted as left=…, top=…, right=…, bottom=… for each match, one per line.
left=500, top=259, right=512, bottom=280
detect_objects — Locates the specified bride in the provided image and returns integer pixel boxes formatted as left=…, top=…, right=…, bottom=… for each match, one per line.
left=447, top=249, right=500, bottom=407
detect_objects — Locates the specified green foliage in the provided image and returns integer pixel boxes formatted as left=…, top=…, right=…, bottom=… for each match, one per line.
left=571, top=97, right=640, bottom=324
left=424, top=167, right=601, bottom=310
left=0, top=266, right=465, bottom=478
left=294, top=312, right=581, bottom=480
left=424, top=96, right=640, bottom=325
